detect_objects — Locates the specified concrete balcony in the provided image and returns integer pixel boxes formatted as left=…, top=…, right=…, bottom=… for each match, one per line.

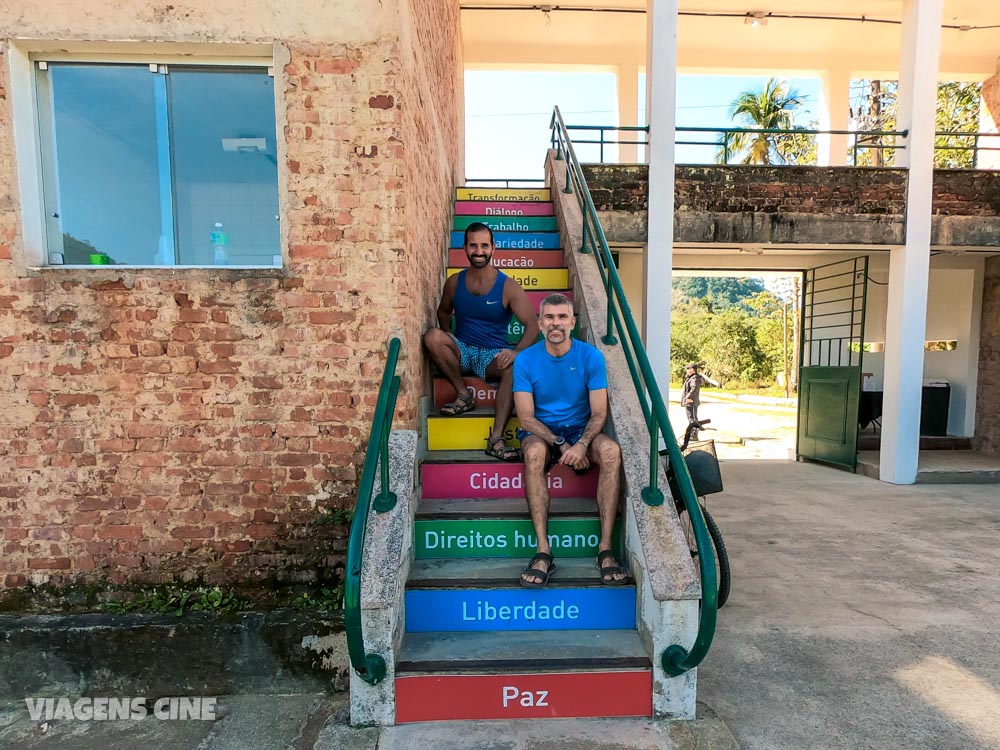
left=582, top=164, right=1000, bottom=249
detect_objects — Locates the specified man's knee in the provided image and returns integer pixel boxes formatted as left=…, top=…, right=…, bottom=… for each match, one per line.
left=522, top=441, right=547, bottom=471
left=423, top=328, right=446, bottom=349
left=596, top=439, right=621, bottom=467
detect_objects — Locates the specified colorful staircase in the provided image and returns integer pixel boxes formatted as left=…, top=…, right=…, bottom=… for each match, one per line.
left=393, top=185, right=653, bottom=723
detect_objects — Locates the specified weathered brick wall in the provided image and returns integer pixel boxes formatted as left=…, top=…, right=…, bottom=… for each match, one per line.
left=583, top=164, right=1000, bottom=246
left=976, top=256, right=1000, bottom=455
left=397, top=0, right=463, bottom=387
left=0, top=9, right=461, bottom=591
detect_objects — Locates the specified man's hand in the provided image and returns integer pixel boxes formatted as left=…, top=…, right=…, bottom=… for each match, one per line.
left=493, top=349, right=517, bottom=370
left=559, top=442, right=589, bottom=470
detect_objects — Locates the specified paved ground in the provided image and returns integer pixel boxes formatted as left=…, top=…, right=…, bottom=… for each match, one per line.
left=668, top=391, right=798, bottom=460
left=698, top=459, right=1000, bottom=749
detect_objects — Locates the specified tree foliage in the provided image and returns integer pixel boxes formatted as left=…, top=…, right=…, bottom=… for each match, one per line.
left=717, top=78, right=817, bottom=165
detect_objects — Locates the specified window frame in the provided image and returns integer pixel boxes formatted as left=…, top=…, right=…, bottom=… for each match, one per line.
left=9, top=41, right=283, bottom=272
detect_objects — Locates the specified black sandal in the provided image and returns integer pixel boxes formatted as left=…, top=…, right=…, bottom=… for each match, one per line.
left=597, top=549, right=628, bottom=586
left=486, top=436, right=520, bottom=462
left=440, top=392, right=474, bottom=416
left=520, top=552, right=555, bottom=588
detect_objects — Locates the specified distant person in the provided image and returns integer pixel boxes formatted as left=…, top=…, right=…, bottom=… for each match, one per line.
left=513, top=293, right=626, bottom=588
left=423, top=222, right=539, bottom=461
left=681, top=362, right=719, bottom=427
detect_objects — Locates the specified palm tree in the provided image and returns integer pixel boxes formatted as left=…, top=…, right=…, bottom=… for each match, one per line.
left=717, top=78, right=803, bottom=165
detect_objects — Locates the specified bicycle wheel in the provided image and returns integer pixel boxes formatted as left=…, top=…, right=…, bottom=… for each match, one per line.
left=675, top=499, right=731, bottom=608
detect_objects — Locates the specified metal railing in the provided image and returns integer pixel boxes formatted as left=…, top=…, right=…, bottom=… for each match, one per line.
left=550, top=106, right=716, bottom=677
left=343, top=337, right=402, bottom=686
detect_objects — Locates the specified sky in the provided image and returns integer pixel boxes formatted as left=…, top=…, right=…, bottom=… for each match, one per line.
left=464, top=70, right=823, bottom=178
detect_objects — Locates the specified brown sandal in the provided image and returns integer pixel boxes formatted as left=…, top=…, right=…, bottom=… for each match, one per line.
left=486, top=435, right=520, bottom=462
left=440, top=392, right=474, bottom=416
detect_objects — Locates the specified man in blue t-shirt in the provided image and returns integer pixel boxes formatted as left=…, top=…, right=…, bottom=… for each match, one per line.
left=512, top=293, right=626, bottom=588
left=423, top=223, right=539, bottom=461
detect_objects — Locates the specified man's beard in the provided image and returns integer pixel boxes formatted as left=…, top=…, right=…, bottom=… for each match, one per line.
left=468, top=252, right=492, bottom=268
left=545, top=328, right=566, bottom=342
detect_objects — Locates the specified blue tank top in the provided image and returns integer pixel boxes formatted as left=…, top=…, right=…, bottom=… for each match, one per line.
left=453, top=270, right=511, bottom=349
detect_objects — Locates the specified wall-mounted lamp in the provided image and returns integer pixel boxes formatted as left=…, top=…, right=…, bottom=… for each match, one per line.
left=744, top=11, right=768, bottom=27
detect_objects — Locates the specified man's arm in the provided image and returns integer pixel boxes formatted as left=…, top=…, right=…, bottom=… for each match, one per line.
left=513, top=391, right=559, bottom=444
left=701, top=373, right=720, bottom=388
left=436, top=274, right=459, bottom=331
left=505, top=280, right=540, bottom=352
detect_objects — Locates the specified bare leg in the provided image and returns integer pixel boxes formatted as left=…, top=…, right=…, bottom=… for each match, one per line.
left=484, top=359, right=513, bottom=444
left=423, top=328, right=468, bottom=400
left=520, top=435, right=552, bottom=585
left=590, top=434, right=626, bottom=582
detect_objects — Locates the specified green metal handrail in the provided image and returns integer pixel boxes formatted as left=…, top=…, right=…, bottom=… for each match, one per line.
left=549, top=106, right=716, bottom=677
left=343, top=337, right=402, bottom=686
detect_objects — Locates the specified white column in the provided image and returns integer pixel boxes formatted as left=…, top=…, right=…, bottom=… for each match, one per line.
left=645, top=0, right=678, bottom=392
left=617, top=63, right=640, bottom=163
left=879, top=0, right=942, bottom=484
left=817, top=68, right=853, bottom=166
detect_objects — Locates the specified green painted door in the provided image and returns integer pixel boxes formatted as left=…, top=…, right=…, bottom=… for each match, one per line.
left=796, top=257, right=869, bottom=471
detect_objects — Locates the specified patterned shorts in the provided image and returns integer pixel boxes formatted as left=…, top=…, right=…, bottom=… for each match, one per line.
left=450, top=334, right=508, bottom=382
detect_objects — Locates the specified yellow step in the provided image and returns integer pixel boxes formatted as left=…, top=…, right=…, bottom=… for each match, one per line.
left=427, top=416, right=522, bottom=451
left=447, top=267, right=568, bottom=291
left=457, top=187, right=551, bottom=202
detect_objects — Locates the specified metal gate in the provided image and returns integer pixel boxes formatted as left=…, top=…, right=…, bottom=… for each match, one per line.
left=797, top=257, right=869, bottom=470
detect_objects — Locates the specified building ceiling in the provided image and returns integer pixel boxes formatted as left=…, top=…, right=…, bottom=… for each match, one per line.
left=462, top=0, right=1000, bottom=77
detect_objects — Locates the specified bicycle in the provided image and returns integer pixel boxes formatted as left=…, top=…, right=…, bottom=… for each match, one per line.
left=663, top=419, right=731, bottom=608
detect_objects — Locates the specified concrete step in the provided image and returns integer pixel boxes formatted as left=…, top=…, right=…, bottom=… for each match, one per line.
left=456, top=187, right=551, bottom=202
left=397, top=629, right=649, bottom=672
left=857, top=434, right=974, bottom=451
left=857, top=449, right=1000, bottom=484
left=417, top=496, right=598, bottom=519
left=455, top=200, right=554, bottom=216
left=453, top=215, right=558, bottom=232
left=421, top=461, right=599, bottom=500
left=450, top=230, right=561, bottom=250
left=413, top=516, right=620, bottom=559
left=408, top=556, right=629, bottom=588
left=426, top=414, right=521, bottom=451
left=447, top=265, right=568, bottom=289
left=447, top=248, right=565, bottom=268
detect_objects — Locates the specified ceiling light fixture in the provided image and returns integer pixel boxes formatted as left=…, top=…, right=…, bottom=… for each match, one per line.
left=744, top=11, right=768, bottom=27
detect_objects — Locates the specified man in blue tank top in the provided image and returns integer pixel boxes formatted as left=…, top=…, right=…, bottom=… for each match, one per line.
left=423, top=223, right=539, bottom=461
left=512, top=293, right=626, bottom=587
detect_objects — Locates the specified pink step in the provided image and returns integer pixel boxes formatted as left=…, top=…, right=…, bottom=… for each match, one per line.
left=422, top=462, right=598, bottom=500
left=395, top=671, right=652, bottom=723
left=448, top=249, right=565, bottom=269
left=455, top=201, right=554, bottom=217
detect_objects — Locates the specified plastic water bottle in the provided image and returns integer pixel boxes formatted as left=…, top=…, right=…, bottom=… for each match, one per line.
left=211, top=222, right=229, bottom=265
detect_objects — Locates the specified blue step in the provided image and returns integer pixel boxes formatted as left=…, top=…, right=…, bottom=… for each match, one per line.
left=450, top=231, right=561, bottom=250
left=405, top=587, right=636, bottom=632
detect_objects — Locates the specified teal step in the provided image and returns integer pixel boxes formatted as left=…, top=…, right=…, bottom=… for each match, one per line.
left=414, top=517, right=622, bottom=559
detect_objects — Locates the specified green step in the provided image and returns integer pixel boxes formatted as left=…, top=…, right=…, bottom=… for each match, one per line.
left=453, top=216, right=558, bottom=232
left=414, top=518, right=622, bottom=559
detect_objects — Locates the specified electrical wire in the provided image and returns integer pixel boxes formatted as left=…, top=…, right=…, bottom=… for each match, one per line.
left=460, top=5, right=1000, bottom=31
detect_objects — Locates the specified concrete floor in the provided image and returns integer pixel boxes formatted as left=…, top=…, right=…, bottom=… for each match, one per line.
left=698, top=459, right=1000, bottom=749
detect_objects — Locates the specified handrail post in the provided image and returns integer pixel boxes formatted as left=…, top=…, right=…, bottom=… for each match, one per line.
left=600, top=128, right=605, bottom=164
left=581, top=219, right=591, bottom=254
left=373, top=374, right=401, bottom=512
left=563, top=159, right=574, bottom=194
left=602, top=263, right=617, bottom=346
left=642, top=414, right=664, bottom=506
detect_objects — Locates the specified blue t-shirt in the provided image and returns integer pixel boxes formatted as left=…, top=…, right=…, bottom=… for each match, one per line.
left=513, top=339, right=608, bottom=431
left=452, top=270, right=511, bottom=349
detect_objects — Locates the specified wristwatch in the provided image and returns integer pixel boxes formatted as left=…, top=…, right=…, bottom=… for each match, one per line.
left=553, top=436, right=566, bottom=448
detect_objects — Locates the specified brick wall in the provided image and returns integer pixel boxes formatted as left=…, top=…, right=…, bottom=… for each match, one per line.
left=976, top=256, right=1000, bottom=455
left=0, top=14, right=461, bottom=591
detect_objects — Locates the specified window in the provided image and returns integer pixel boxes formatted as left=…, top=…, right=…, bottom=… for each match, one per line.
left=35, top=62, right=279, bottom=267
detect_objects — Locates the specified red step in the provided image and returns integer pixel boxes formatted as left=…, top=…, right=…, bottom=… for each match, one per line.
left=395, top=670, right=652, bottom=723
left=434, top=377, right=496, bottom=410
left=448, top=249, right=565, bottom=269
left=421, top=462, right=598, bottom=499
left=455, top=201, right=554, bottom=217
